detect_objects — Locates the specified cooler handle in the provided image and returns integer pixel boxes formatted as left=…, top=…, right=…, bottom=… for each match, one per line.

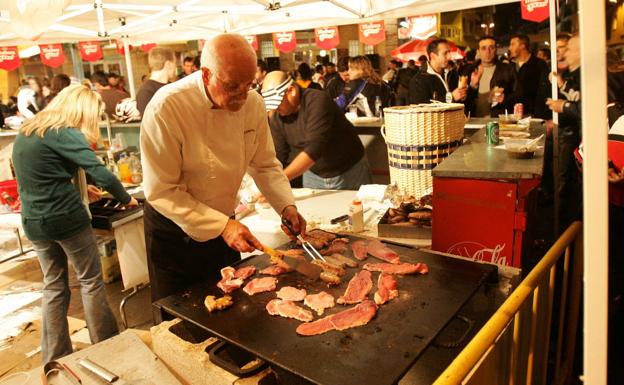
left=380, top=124, right=387, bottom=142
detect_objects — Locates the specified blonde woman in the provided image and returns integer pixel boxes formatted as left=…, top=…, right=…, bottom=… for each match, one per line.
left=12, top=84, right=138, bottom=363
left=344, top=55, right=393, bottom=116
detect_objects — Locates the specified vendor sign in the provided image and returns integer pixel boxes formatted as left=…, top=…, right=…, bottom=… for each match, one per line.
left=0, top=46, right=20, bottom=71
left=521, top=0, right=549, bottom=23
left=116, top=41, right=132, bottom=55
left=244, top=35, right=258, bottom=51
left=39, top=44, right=65, bottom=68
left=315, top=27, right=340, bottom=50
left=140, top=44, right=157, bottom=53
left=399, top=14, right=437, bottom=40
left=78, top=41, right=103, bottom=62
left=359, top=21, right=385, bottom=46
left=273, top=31, right=297, bottom=53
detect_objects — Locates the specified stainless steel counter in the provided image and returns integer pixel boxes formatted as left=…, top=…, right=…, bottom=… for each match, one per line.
left=432, top=122, right=546, bottom=180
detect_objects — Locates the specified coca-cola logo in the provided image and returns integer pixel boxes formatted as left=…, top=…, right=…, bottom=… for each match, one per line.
left=276, top=32, right=293, bottom=45
left=317, top=28, right=336, bottom=42
left=42, top=46, right=60, bottom=59
left=361, top=23, right=382, bottom=37
left=525, top=0, right=548, bottom=11
left=0, top=50, right=16, bottom=61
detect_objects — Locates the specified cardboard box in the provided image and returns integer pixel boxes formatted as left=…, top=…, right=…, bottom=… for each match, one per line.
left=377, top=209, right=432, bottom=239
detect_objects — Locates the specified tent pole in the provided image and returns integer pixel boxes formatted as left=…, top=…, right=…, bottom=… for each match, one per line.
left=122, top=37, right=136, bottom=98
left=578, top=0, right=609, bottom=384
left=549, top=0, right=560, bottom=237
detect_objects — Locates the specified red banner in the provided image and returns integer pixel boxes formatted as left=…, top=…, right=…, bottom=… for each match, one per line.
left=521, top=0, right=549, bottom=23
left=273, top=31, right=297, bottom=53
left=39, top=44, right=65, bottom=68
left=244, top=35, right=258, bottom=51
left=314, top=27, right=340, bottom=50
left=116, top=40, right=133, bottom=55
left=359, top=21, right=386, bottom=46
left=78, top=41, right=103, bottom=62
left=140, top=43, right=156, bottom=53
left=0, top=46, right=20, bottom=71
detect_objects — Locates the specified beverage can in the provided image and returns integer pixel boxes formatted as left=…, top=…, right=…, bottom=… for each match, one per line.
left=486, top=121, right=499, bottom=145
left=514, top=103, right=524, bottom=117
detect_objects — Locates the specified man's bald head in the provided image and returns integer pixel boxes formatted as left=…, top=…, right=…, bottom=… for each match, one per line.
left=261, top=71, right=290, bottom=93
left=200, top=34, right=257, bottom=111
left=201, top=34, right=257, bottom=76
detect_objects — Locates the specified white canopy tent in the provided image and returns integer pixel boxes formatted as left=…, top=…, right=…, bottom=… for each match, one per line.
left=0, top=1, right=610, bottom=383
left=0, top=0, right=516, bottom=46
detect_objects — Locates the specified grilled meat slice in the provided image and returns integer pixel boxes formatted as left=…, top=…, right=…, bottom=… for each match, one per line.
left=204, top=295, right=233, bottom=312
left=243, top=277, right=278, bottom=295
left=337, top=270, right=373, bottom=305
left=351, top=240, right=368, bottom=261
left=303, top=291, right=335, bottom=316
left=374, top=273, right=399, bottom=305
left=276, top=286, right=307, bottom=302
left=296, top=300, right=378, bottom=336
left=266, top=299, right=314, bottom=322
left=363, top=262, right=429, bottom=275
left=367, top=240, right=400, bottom=264
left=260, top=265, right=292, bottom=276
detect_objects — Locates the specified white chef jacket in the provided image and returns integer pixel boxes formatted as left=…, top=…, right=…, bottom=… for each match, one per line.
left=140, top=71, right=295, bottom=242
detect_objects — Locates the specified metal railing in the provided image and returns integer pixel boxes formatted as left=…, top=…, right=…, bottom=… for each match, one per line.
left=433, top=221, right=583, bottom=385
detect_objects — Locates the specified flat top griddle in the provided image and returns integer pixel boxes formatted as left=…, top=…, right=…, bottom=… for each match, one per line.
left=154, top=235, right=496, bottom=385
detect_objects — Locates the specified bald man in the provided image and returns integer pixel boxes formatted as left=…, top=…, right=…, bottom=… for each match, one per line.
left=261, top=71, right=371, bottom=189
left=141, top=34, right=306, bottom=303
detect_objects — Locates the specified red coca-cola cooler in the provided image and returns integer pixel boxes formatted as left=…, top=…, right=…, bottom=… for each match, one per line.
left=0, top=179, right=20, bottom=213
left=431, top=126, right=545, bottom=269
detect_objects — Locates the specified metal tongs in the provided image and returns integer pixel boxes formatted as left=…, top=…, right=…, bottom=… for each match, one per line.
left=281, top=218, right=326, bottom=262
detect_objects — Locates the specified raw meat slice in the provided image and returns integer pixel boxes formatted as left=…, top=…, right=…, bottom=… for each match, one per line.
left=363, top=262, right=429, bottom=275
left=367, top=240, right=400, bottom=264
left=337, top=270, right=373, bottom=305
left=260, top=265, right=292, bottom=276
left=304, top=291, right=336, bottom=315
left=217, top=266, right=249, bottom=294
left=277, top=286, right=307, bottom=301
left=374, top=273, right=399, bottom=305
left=296, top=300, right=378, bottom=336
left=320, top=239, right=349, bottom=256
left=243, top=277, right=278, bottom=295
left=266, top=299, right=314, bottom=322
left=351, top=240, right=368, bottom=261
left=233, top=265, right=256, bottom=280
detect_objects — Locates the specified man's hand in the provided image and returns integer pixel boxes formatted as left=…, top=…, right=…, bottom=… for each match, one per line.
left=221, top=219, right=263, bottom=253
left=470, top=66, right=484, bottom=88
left=452, top=87, right=467, bottom=101
left=280, top=205, right=307, bottom=239
left=546, top=98, right=566, bottom=114
left=87, top=185, right=103, bottom=203
left=609, top=167, right=624, bottom=184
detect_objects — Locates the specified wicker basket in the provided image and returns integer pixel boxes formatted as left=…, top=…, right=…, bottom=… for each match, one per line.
left=381, top=103, right=465, bottom=198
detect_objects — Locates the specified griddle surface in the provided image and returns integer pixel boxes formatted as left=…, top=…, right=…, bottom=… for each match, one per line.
left=155, top=236, right=496, bottom=385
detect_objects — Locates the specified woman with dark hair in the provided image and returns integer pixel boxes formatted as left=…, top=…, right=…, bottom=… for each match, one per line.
left=46, top=73, right=72, bottom=104
left=342, top=55, right=393, bottom=116
left=296, top=62, right=322, bottom=90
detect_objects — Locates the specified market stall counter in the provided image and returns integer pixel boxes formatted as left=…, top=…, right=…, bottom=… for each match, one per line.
left=431, top=121, right=546, bottom=269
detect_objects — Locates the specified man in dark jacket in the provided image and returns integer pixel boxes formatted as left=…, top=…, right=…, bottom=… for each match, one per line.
left=508, top=34, right=549, bottom=116
left=394, top=60, right=417, bottom=105
left=408, top=38, right=467, bottom=104
left=326, top=56, right=350, bottom=100
left=262, top=71, right=371, bottom=190
left=464, top=36, right=516, bottom=117
left=545, top=34, right=582, bottom=232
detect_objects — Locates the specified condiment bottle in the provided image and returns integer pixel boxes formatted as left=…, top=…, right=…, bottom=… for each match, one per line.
left=349, top=200, right=364, bottom=232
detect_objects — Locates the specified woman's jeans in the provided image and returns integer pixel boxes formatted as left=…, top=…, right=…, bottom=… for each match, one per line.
left=31, top=227, right=119, bottom=363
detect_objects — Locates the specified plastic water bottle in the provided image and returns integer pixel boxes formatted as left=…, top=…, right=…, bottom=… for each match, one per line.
left=374, top=96, right=382, bottom=118
left=349, top=200, right=364, bottom=232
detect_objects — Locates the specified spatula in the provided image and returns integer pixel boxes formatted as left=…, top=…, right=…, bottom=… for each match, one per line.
left=262, top=244, right=322, bottom=279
